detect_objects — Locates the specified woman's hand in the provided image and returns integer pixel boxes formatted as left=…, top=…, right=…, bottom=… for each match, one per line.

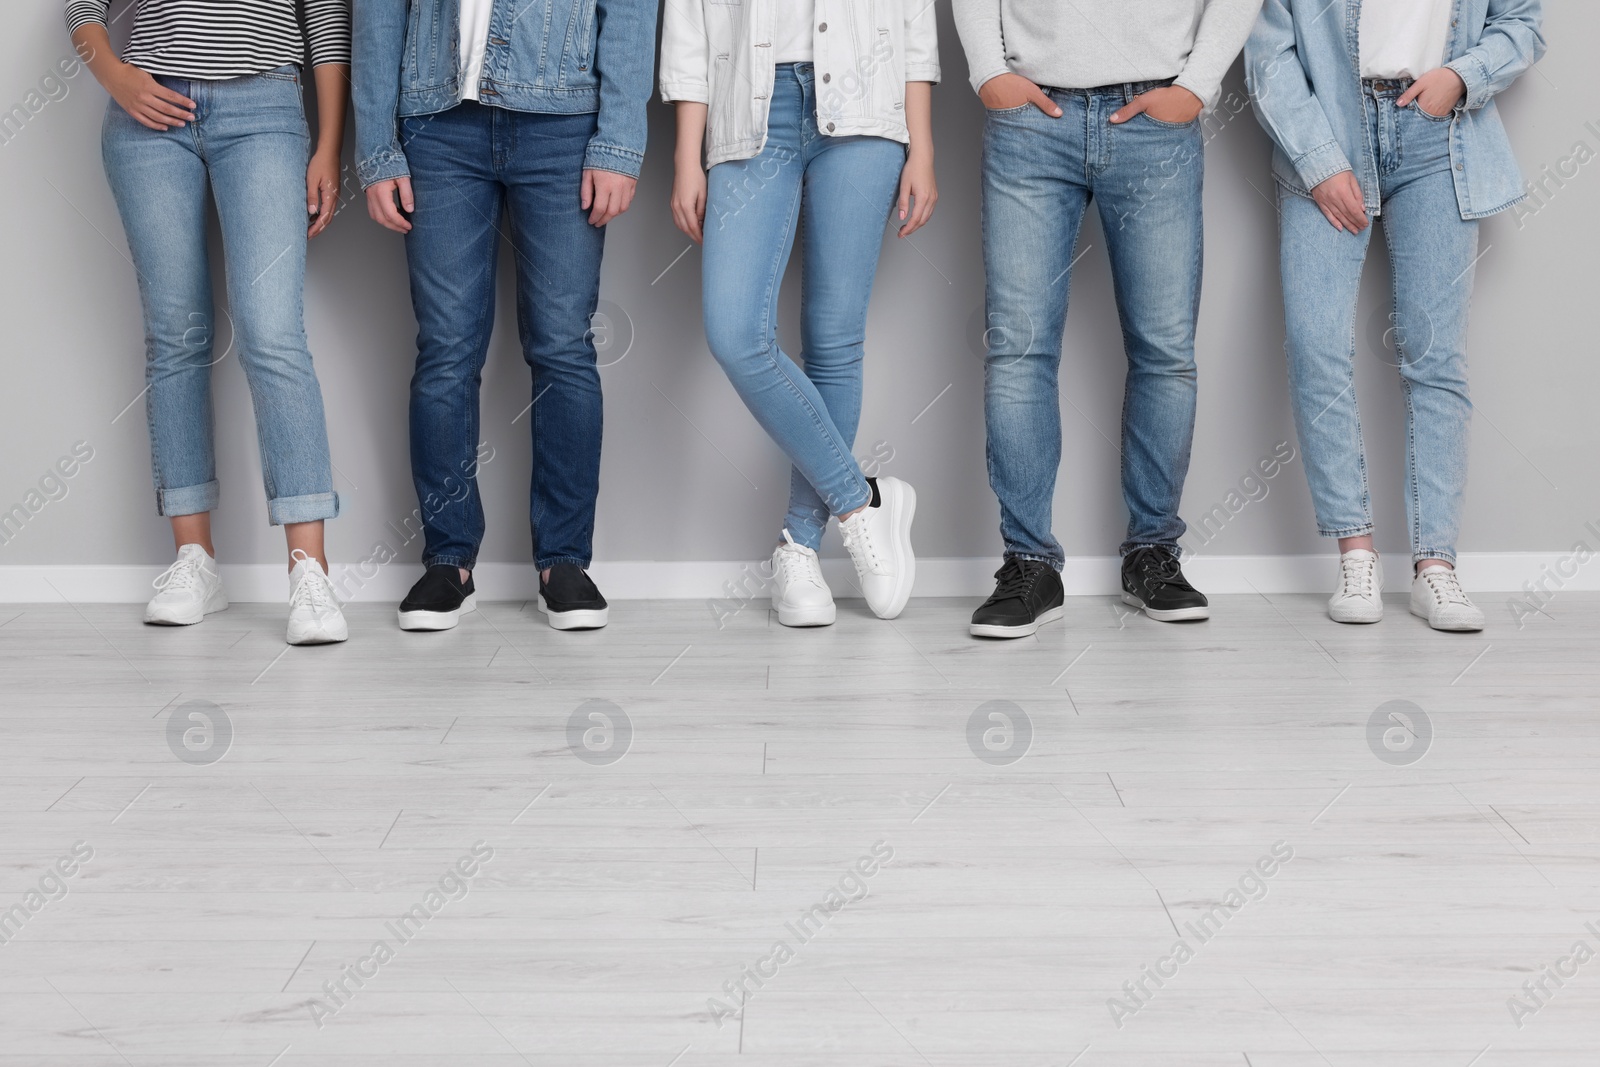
left=896, top=151, right=937, bottom=238
left=1398, top=68, right=1466, bottom=118
left=671, top=158, right=708, bottom=243
left=105, top=61, right=195, bottom=131
left=1311, top=170, right=1369, bottom=233
left=307, top=148, right=341, bottom=238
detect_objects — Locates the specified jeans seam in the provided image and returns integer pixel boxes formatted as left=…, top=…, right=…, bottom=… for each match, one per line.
left=1345, top=253, right=1372, bottom=530
left=1382, top=215, right=1426, bottom=560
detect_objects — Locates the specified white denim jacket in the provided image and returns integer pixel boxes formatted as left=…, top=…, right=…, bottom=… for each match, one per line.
left=660, top=0, right=940, bottom=168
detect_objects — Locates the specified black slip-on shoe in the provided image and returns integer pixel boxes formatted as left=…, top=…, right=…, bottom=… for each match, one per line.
left=1120, top=546, right=1209, bottom=622
left=970, top=557, right=1065, bottom=639
left=398, top=565, right=476, bottom=631
left=538, top=563, right=609, bottom=630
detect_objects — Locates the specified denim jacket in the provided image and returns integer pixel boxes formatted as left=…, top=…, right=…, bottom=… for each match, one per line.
left=1245, top=0, right=1545, bottom=219
left=660, top=0, right=940, bottom=168
left=353, top=0, right=658, bottom=187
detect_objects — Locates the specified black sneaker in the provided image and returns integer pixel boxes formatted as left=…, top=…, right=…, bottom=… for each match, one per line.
left=969, top=558, right=1065, bottom=638
left=1120, top=546, right=1209, bottom=622
left=538, top=563, right=609, bottom=630
left=398, top=564, right=476, bottom=631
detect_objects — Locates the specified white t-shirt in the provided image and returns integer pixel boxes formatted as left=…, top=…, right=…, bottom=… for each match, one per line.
left=774, top=0, right=815, bottom=64
left=459, top=0, right=495, bottom=101
left=1359, top=0, right=1453, bottom=80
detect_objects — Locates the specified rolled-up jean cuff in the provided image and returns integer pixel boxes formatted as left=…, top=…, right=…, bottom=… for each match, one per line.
left=1414, top=548, right=1458, bottom=566
left=1005, top=552, right=1064, bottom=573
left=268, top=491, right=340, bottom=526
left=1318, top=525, right=1375, bottom=538
left=156, top=480, right=220, bottom=517
left=536, top=554, right=592, bottom=572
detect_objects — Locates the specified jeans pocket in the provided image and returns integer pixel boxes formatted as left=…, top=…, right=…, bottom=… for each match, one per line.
left=1139, top=111, right=1199, bottom=130
left=985, top=103, right=1035, bottom=119
left=1414, top=103, right=1455, bottom=123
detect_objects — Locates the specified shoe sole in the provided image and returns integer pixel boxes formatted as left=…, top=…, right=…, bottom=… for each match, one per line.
left=775, top=600, right=836, bottom=627
left=144, top=590, right=229, bottom=626
left=871, top=481, right=917, bottom=620
left=1121, top=591, right=1210, bottom=622
left=287, top=622, right=350, bottom=645
left=538, top=596, right=609, bottom=630
left=398, top=593, right=477, bottom=631
left=1409, top=604, right=1484, bottom=632
left=970, top=604, right=1064, bottom=639
left=1329, top=606, right=1383, bottom=624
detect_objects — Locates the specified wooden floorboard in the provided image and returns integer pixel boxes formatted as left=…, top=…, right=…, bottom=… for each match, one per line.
left=1, top=595, right=1597, bottom=1063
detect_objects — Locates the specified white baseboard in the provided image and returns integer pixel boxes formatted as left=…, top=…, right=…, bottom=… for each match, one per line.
left=0, top=553, right=1589, bottom=603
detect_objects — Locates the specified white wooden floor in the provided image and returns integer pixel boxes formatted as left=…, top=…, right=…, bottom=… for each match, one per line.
left=2, top=594, right=1598, bottom=1066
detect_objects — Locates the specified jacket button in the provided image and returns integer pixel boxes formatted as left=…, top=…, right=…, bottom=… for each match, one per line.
left=827, top=122, right=836, bottom=132
left=818, top=22, right=827, bottom=31
left=822, top=73, right=831, bottom=83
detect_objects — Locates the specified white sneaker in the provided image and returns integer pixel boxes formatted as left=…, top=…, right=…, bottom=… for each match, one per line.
left=1328, top=549, right=1383, bottom=624
left=1409, top=564, right=1484, bottom=632
left=144, top=544, right=228, bottom=625
left=770, top=530, right=835, bottom=627
left=837, top=476, right=916, bottom=620
left=287, top=550, right=349, bottom=645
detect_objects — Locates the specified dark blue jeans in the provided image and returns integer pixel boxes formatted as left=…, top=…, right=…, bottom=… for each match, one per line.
left=401, top=102, right=605, bottom=572
left=981, top=82, right=1204, bottom=565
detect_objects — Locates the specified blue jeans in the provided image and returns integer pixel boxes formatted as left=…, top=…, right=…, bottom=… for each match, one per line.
left=701, top=64, right=904, bottom=551
left=981, top=82, right=1204, bottom=567
left=401, top=103, right=606, bottom=572
left=1279, top=80, right=1478, bottom=565
left=102, top=67, right=337, bottom=524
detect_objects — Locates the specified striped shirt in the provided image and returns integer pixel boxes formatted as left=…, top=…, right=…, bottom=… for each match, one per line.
left=65, top=0, right=351, bottom=80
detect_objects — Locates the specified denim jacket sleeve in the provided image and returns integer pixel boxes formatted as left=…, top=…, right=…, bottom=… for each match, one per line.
left=587, top=0, right=660, bottom=177
left=1446, top=0, right=1546, bottom=111
left=352, top=0, right=410, bottom=189
left=1244, top=0, right=1352, bottom=191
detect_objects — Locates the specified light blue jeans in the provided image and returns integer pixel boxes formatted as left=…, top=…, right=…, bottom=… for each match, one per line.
left=981, top=81, right=1204, bottom=567
left=701, top=64, right=904, bottom=551
left=1279, top=79, right=1478, bottom=565
left=102, top=66, right=338, bottom=524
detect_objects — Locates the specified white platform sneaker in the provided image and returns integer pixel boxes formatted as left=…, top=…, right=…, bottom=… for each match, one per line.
left=770, top=531, right=835, bottom=627
left=286, top=550, right=349, bottom=645
left=1409, top=564, right=1485, bottom=632
left=144, top=544, right=228, bottom=625
left=1328, top=549, right=1383, bottom=624
left=837, top=476, right=916, bottom=620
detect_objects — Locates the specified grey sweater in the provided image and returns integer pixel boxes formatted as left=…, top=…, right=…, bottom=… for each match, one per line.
left=951, top=0, right=1263, bottom=110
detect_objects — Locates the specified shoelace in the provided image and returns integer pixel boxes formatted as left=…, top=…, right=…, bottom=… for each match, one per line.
left=839, top=513, right=886, bottom=575
left=775, top=531, right=824, bottom=587
left=152, top=554, right=202, bottom=597
left=1420, top=567, right=1471, bottom=607
left=1338, top=556, right=1377, bottom=597
left=290, top=550, right=335, bottom=611
left=1129, top=547, right=1184, bottom=587
left=992, top=559, right=1040, bottom=600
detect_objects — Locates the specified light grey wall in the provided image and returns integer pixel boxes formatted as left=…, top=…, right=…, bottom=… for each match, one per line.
left=1, top=3, right=1594, bottom=573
